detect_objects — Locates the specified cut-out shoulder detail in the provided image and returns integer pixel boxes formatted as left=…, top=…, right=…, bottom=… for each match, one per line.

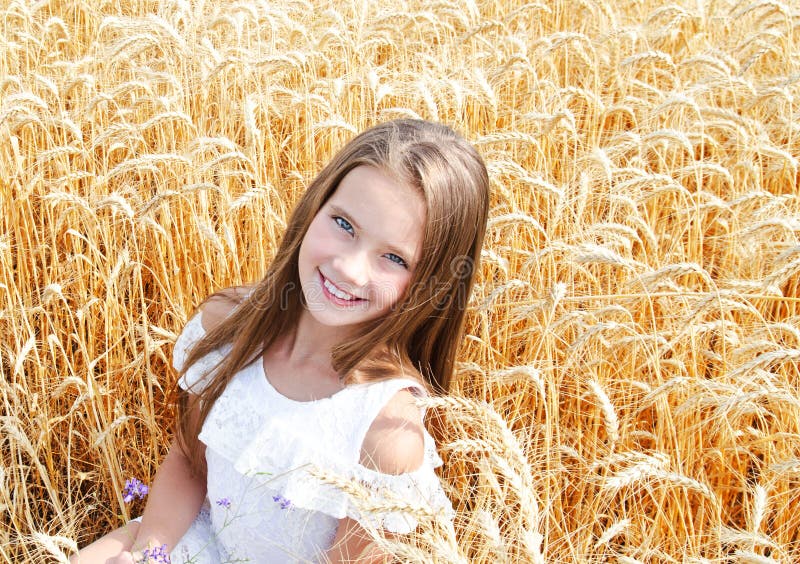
left=359, top=389, right=425, bottom=475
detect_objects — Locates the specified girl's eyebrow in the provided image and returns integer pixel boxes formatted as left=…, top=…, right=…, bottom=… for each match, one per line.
left=328, top=204, right=416, bottom=261
left=329, top=204, right=360, bottom=229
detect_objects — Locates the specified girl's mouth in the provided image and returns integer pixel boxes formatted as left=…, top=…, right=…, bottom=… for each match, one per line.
left=319, top=271, right=366, bottom=306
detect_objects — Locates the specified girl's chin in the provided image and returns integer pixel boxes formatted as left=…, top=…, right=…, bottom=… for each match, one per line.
left=301, top=310, right=377, bottom=335
left=300, top=292, right=371, bottom=323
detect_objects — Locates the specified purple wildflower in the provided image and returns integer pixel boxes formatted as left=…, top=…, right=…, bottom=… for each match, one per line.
left=142, top=543, right=170, bottom=563
left=272, top=494, right=292, bottom=509
left=122, top=478, right=149, bottom=503
left=216, top=497, right=231, bottom=509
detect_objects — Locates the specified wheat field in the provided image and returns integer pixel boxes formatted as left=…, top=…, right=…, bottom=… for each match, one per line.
left=1, top=0, right=799, bottom=561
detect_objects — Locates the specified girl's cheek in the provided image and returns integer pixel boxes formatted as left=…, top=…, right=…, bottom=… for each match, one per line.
left=389, top=272, right=412, bottom=298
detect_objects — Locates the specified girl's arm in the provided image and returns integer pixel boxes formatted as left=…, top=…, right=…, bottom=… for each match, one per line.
left=121, top=390, right=207, bottom=561
left=128, top=435, right=207, bottom=555
left=323, top=517, right=391, bottom=564
left=75, top=402, right=207, bottom=564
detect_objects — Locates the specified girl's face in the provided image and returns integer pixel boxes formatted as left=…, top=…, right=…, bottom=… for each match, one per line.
left=297, top=165, right=426, bottom=330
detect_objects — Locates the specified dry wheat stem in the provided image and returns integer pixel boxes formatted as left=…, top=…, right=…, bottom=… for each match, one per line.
left=3, top=0, right=800, bottom=561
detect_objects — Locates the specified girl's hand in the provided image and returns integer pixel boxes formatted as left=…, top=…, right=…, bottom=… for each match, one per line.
left=104, top=551, right=137, bottom=564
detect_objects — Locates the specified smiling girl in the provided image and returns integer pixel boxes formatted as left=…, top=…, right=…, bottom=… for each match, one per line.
left=73, top=119, right=490, bottom=563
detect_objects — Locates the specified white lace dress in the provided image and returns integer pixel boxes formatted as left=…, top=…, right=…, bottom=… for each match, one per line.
left=161, top=312, right=454, bottom=563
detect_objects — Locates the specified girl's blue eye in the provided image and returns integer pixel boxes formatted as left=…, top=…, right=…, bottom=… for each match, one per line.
left=334, top=216, right=354, bottom=235
left=385, top=253, right=408, bottom=268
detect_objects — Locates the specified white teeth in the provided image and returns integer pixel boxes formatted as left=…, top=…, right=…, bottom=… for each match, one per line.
left=323, top=277, right=357, bottom=301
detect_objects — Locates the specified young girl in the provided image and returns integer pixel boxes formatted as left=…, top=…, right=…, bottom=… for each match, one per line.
left=73, top=119, right=490, bottom=563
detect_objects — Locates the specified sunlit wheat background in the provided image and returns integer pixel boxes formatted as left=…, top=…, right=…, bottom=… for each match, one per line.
left=2, top=0, right=799, bottom=561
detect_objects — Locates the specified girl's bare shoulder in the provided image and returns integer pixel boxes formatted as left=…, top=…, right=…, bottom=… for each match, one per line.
left=359, top=387, right=425, bottom=475
left=198, top=285, right=254, bottom=332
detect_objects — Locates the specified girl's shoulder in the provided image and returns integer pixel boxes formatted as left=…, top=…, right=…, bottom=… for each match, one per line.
left=359, top=385, right=426, bottom=475
left=347, top=347, right=433, bottom=474
left=195, top=285, right=255, bottom=332
left=172, top=285, right=254, bottom=383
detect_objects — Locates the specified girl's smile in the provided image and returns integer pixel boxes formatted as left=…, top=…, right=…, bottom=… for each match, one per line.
left=319, top=270, right=367, bottom=305
left=297, top=165, right=426, bottom=330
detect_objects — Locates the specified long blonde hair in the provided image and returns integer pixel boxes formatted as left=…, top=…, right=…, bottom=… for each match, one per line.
left=176, top=119, right=489, bottom=466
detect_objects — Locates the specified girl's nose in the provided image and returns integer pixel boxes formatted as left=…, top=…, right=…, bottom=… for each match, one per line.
left=332, top=251, right=370, bottom=289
